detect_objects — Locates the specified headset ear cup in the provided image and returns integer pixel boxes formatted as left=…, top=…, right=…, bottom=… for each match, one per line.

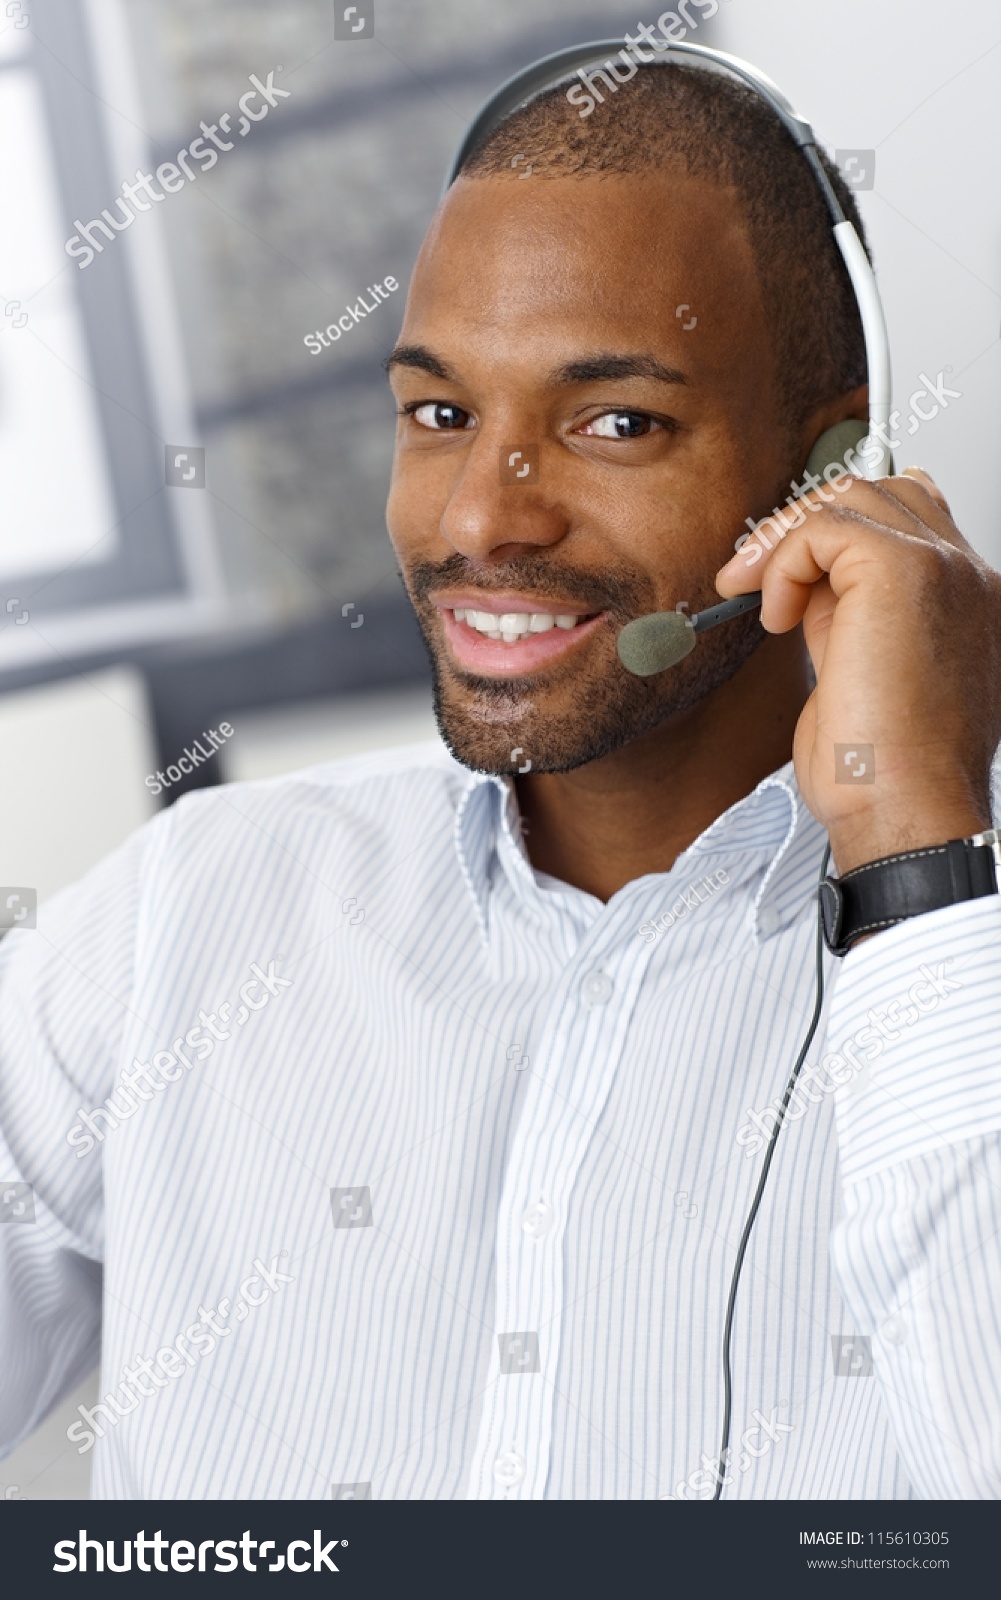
left=803, top=418, right=891, bottom=483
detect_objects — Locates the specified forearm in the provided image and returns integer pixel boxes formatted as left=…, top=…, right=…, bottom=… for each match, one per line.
left=823, top=893, right=1001, bottom=1497
left=831, top=1136, right=1001, bottom=1498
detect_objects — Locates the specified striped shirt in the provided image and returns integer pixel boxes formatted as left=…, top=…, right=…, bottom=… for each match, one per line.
left=1, top=741, right=999, bottom=1499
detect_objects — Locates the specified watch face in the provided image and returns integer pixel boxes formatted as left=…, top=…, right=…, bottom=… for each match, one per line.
left=818, top=879, right=843, bottom=954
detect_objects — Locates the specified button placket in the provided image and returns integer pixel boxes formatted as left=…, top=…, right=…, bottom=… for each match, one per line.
left=492, top=1447, right=527, bottom=1493
left=467, top=912, right=658, bottom=1500
left=581, top=969, right=614, bottom=1007
left=520, top=1198, right=555, bottom=1239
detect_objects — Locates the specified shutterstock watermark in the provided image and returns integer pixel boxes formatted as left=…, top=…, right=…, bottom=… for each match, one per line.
left=53, top=1528, right=342, bottom=1575
left=566, top=3, right=719, bottom=118
left=639, top=867, right=729, bottom=942
left=65, top=958, right=293, bottom=1157
left=735, top=960, right=963, bottom=1156
left=660, top=1405, right=794, bottom=1499
left=735, top=370, right=961, bottom=567
left=66, top=1252, right=295, bottom=1455
left=64, top=70, right=292, bottom=270
left=303, top=275, right=399, bottom=353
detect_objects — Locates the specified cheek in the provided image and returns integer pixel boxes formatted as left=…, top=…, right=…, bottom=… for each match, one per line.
left=385, top=449, right=433, bottom=552
left=384, top=467, right=405, bottom=544
left=387, top=437, right=469, bottom=555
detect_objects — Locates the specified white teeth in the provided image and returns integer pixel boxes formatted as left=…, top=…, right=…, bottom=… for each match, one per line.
left=453, top=607, right=583, bottom=640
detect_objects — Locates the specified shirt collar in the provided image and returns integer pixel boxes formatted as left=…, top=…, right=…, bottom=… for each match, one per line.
left=453, top=759, right=827, bottom=949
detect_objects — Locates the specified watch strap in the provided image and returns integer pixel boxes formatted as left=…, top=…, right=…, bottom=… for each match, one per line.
left=819, top=831, right=1001, bottom=956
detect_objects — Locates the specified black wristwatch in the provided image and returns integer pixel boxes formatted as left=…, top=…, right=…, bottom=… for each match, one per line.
left=819, top=827, right=1001, bottom=957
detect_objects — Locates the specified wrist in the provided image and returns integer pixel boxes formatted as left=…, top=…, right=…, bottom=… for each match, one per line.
left=819, top=821, right=1001, bottom=958
left=828, top=807, right=993, bottom=877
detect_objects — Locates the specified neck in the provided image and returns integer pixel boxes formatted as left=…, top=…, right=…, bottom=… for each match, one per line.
left=515, top=631, right=812, bottom=902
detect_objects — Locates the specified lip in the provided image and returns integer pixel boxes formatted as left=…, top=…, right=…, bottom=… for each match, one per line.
left=438, top=602, right=608, bottom=676
left=430, top=588, right=598, bottom=616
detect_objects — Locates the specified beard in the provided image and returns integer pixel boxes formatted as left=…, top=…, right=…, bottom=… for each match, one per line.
left=404, top=550, right=766, bottom=775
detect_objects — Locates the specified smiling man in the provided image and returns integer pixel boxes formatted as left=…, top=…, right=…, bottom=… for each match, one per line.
left=386, top=68, right=996, bottom=898
left=2, top=57, right=1001, bottom=1503
left=387, top=89, right=834, bottom=897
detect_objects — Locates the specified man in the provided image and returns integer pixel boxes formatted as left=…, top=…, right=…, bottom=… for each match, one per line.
left=2, top=61, right=1000, bottom=1500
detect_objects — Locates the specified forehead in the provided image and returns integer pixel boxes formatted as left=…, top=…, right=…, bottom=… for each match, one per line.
left=401, top=171, right=768, bottom=364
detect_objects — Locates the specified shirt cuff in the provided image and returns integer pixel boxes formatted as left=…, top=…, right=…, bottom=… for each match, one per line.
left=824, top=894, right=1001, bottom=1185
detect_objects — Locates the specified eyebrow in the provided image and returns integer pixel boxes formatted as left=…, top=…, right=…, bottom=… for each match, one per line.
left=384, top=345, right=689, bottom=389
left=548, top=353, right=688, bottom=388
left=383, top=344, right=455, bottom=380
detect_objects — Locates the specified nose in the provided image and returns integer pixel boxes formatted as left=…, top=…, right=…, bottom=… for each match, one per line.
left=440, top=434, right=568, bottom=564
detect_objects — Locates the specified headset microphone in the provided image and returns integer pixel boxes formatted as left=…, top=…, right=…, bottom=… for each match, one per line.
left=617, top=591, right=763, bottom=676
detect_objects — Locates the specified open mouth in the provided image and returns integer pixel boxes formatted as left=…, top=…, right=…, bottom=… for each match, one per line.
left=438, top=603, right=608, bottom=676
left=450, top=606, right=597, bottom=643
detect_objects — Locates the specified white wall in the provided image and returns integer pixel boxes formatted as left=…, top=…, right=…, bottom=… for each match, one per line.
left=716, top=0, right=1000, bottom=564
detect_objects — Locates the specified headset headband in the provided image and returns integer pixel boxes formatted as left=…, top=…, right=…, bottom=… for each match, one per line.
left=442, top=39, right=892, bottom=478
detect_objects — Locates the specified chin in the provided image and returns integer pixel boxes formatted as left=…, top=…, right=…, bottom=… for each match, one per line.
left=427, top=660, right=647, bottom=775
left=422, top=609, right=767, bottom=776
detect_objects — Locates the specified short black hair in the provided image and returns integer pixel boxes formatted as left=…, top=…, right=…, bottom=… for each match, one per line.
left=460, top=60, right=871, bottom=451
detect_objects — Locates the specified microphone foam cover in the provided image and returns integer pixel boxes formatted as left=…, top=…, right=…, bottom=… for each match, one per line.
left=616, top=612, right=698, bottom=677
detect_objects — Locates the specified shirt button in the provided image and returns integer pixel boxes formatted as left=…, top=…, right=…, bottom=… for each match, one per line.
left=880, top=1314, right=906, bottom=1346
left=520, top=1199, right=555, bottom=1239
left=493, top=1450, right=526, bottom=1488
left=757, top=907, right=779, bottom=939
left=582, top=969, right=613, bottom=1007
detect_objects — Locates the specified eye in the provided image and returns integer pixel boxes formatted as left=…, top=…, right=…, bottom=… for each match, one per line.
left=404, top=402, right=474, bottom=431
left=580, top=411, right=659, bottom=439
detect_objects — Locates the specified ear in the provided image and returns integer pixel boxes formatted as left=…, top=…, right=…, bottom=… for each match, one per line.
left=804, top=418, right=873, bottom=479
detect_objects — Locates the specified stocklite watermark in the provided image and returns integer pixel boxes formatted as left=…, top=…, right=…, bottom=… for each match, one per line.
left=146, top=722, right=233, bottom=796
left=303, top=275, right=398, bottom=353
left=639, top=867, right=729, bottom=942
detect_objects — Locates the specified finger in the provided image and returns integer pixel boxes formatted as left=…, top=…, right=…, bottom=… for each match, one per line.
left=715, top=474, right=932, bottom=595
left=869, top=472, right=976, bottom=557
left=717, top=467, right=967, bottom=598
left=899, top=465, right=953, bottom=519
left=727, top=501, right=935, bottom=636
left=803, top=472, right=953, bottom=544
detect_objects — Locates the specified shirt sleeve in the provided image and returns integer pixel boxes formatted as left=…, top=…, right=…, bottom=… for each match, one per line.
left=0, top=813, right=161, bottom=1457
left=824, top=893, right=1001, bottom=1498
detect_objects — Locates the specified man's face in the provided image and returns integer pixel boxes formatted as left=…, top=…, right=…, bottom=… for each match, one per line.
left=386, top=169, right=794, bottom=774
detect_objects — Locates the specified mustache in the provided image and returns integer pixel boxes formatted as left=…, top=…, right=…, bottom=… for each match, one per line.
left=406, top=553, right=653, bottom=619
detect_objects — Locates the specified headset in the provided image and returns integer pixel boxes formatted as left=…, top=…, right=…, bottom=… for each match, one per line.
left=443, top=40, right=893, bottom=1500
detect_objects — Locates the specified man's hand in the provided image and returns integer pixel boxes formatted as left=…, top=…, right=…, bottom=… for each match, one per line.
left=715, top=468, right=1001, bottom=875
